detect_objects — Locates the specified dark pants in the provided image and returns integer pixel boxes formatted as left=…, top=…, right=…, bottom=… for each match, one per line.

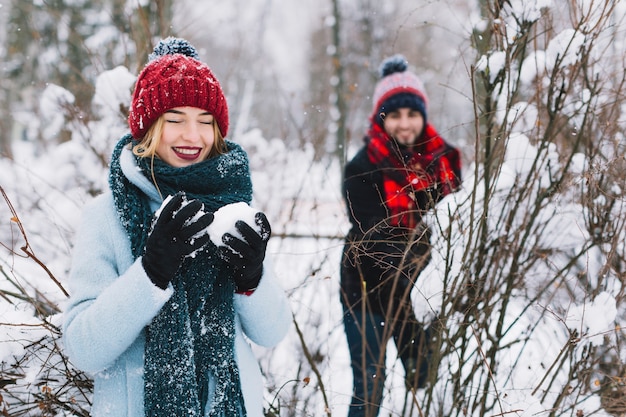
left=341, top=302, right=430, bottom=417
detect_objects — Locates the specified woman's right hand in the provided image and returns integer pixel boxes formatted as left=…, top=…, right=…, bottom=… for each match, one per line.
left=142, top=192, right=214, bottom=289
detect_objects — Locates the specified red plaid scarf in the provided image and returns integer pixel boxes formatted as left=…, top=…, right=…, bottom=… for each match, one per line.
left=366, top=122, right=461, bottom=228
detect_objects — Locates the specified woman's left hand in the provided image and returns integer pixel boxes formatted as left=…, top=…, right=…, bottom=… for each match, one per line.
left=218, top=212, right=271, bottom=292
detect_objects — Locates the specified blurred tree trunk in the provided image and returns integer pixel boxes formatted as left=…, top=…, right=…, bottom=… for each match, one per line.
left=469, top=0, right=510, bottom=293
left=0, top=0, right=9, bottom=158
left=0, top=2, right=12, bottom=159
left=472, top=0, right=505, bottom=168
left=128, top=0, right=174, bottom=70
left=330, top=0, right=348, bottom=171
left=0, top=101, right=13, bottom=159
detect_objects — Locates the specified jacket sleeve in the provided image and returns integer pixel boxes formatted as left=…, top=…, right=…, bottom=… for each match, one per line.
left=62, top=195, right=173, bottom=374
left=343, top=148, right=388, bottom=235
left=234, top=256, right=291, bottom=347
left=343, top=148, right=433, bottom=291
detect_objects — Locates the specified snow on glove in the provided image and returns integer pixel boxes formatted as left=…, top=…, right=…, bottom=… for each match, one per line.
left=217, top=212, right=271, bottom=292
left=142, top=192, right=214, bottom=289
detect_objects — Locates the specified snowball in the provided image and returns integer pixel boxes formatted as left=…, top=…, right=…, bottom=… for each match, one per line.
left=206, top=202, right=261, bottom=247
left=153, top=198, right=262, bottom=256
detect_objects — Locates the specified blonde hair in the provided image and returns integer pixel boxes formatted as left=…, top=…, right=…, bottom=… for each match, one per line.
left=132, top=115, right=228, bottom=159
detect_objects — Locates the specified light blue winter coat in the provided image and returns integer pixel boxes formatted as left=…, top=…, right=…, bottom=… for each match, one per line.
left=62, top=146, right=292, bottom=417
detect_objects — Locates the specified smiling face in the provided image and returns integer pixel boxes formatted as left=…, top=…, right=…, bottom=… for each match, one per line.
left=382, top=107, right=425, bottom=146
left=155, top=106, right=216, bottom=167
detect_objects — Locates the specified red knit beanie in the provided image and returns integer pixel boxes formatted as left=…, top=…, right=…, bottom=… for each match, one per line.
left=128, top=37, right=229, bottom=139
left=371, top=54, right=429, bottom=125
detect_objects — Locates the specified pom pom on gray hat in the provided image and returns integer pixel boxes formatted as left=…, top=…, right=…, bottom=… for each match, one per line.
left=379, top=54, right=409, bottom=78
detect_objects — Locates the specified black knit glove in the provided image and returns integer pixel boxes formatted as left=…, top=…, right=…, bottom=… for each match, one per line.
left=218, top=212, right=271, bottom=292
left=142, top=193, right=214, bottom=289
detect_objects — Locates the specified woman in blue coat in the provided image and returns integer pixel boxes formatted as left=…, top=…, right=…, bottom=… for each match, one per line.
left=63, top=37, right=291, bottom=417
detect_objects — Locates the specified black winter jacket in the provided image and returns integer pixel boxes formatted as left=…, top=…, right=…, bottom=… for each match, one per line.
left=340, top=147, right=432, bottom=314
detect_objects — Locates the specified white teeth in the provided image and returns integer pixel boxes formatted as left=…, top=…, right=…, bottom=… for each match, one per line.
left=174, top=147, right=200, bottom=155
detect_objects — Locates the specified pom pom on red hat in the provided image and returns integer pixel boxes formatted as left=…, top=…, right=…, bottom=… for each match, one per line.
left=128, top=37, right=229, bottom=139
left=371, top=54, right=429, bottom=124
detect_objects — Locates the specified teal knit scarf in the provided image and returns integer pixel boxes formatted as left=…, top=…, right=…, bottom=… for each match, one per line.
left=109, top=134, right=252, bottom=417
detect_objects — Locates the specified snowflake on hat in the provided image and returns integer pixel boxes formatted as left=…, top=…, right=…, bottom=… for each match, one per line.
left=128, top=37, right=229, bottom=139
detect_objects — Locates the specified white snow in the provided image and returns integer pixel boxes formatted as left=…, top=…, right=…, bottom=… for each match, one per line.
left=1, top=1, right=624, bottom=416
left=546, top=29, right=586, bottom=70
left=206, top=202, right=261, bottom=248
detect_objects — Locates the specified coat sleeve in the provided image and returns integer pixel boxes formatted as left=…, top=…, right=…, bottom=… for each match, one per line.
left=62, top=194, right=173, bottom=374
left=343, top=147, right=388, bottom=235
left=234, top=256, right=291, bottom=347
